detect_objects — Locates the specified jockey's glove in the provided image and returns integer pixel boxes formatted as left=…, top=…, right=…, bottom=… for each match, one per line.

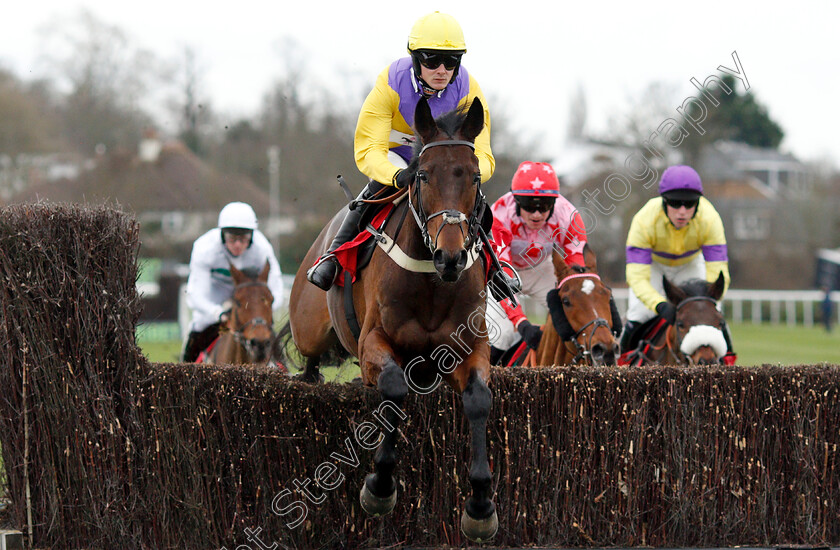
left=655, top=301, right=677, bottom=325
left=393, top=169, right=414, bottom=189
left=517, top=320, right=543, bottom=350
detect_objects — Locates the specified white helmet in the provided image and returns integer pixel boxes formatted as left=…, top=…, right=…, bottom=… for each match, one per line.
left=217, top=202, right=258, bottom=230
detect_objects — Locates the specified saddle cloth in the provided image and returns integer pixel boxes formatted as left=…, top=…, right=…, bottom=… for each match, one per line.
left=331, top=204, right=395, bottom=287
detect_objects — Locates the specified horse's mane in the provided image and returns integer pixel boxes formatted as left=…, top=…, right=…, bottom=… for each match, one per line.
left=679, top=278, right=713, bottom=297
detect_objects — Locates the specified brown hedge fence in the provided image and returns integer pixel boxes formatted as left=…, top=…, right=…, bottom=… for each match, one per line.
left=0, top=203, right=839, bottom=549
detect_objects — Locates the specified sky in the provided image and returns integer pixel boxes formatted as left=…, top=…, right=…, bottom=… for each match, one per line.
left=3, top=0, right=839, bottom=168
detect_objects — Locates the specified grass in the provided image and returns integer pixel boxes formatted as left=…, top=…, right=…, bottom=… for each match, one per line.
left=729, top=322, right=840, bottom=366
left=135, top=334, right=363, bottom=383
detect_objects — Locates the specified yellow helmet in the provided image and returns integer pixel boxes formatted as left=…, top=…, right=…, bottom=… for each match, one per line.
left=407, top=11, right=467, bottom=53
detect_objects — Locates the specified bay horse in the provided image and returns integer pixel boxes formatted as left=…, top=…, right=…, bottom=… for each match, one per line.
left=634, top=272, right=728, bottom=365
left=203, top=261, right=276, bottom=366
left=526, top=245, right=620, bottom=366
left=288, top=98, right=498, bottom=542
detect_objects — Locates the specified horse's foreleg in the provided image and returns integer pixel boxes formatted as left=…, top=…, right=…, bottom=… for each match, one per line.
left=359, top=331, right=407, bottom=517
left=460, top=369, right=498, bottom=542
left=300, top=355, right=324, bottom=383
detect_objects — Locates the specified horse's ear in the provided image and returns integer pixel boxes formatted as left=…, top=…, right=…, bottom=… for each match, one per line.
left=414, top=97, right=437, bottom=144
left=583, top=243, right=597, bottom=272
left=259, top=260, right=270, bottom=282
left=709, top=271, right=725, bottom=301
left=230, top=262, right=246, bottom=285
left=552, top=249, right=572, bottom=282
left=662, top=275, right=686, bottom=304
left=460, top=97, right=484, bottom=143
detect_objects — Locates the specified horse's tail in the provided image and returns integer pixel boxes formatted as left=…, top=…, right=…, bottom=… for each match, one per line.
left=273, top=316, right=306, bottom=372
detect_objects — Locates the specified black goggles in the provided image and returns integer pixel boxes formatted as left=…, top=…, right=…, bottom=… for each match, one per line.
left=517, top=197, right=556, bottom=213
left=415, top=51, right=461, bottom=71
left=664, top=197, right=699, bottom=209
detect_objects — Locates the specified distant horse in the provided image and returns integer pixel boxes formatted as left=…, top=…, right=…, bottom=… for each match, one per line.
left=526, top=245, right=620, bottom=366
left=288, top=98, right=498, bottom=542
left=203, top=261, right=276, bottom=366
left=630, top=272, right=728, bottom=366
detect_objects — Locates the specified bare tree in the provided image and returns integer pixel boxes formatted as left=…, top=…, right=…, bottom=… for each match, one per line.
left=167, top=46, right=215, bottom=155
left=36, top=10, right=158, bottom=154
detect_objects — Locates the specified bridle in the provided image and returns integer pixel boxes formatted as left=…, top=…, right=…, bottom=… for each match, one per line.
left=557, top=273, right=612, bottom=365
left=408, top=139, right=485, bottom=256
left=229, top=281, right=275, bottom=358
left=669, top=295, right=720, bottom=365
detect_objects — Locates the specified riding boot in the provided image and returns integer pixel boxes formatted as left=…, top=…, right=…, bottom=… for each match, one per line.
left=307, top=182, right=387, bottom=291
left=489, top=345, right=505, bottom=366
left=181, top=323, right=221, bottom=363
left=619, top=321, right=640, bottom=355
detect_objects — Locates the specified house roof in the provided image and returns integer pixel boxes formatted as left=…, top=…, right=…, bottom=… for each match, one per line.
left=9, top=141, right=273, bottom=215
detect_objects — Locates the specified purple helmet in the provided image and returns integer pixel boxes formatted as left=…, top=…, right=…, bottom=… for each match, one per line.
left=658, top=165, right=703, bottom=199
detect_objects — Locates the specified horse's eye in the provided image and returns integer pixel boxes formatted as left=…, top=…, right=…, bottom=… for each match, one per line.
left=562, top=297, right=571, bottom=307
left=417, top=171, right=429, bottom=183
left=676, top=321, right=685, bottom=329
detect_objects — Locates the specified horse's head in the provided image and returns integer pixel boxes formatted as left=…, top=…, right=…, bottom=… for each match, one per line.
left=228, top=261, right=275, bottom=363
left=410, top=97, right=484, bottom=282
left=549, top=245, right=619, bottom=365
left=663, top=271, right=727, bottom=366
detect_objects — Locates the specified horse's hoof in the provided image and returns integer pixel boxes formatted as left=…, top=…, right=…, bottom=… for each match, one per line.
left=359, top=482, right=396, bottom=517
left=461, top=508, right=498, bottom=543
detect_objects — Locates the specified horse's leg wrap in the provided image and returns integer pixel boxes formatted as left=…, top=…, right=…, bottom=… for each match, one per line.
left=461, top=371, right=497, bottom=542
left=360, top=359, right=407, bottom=516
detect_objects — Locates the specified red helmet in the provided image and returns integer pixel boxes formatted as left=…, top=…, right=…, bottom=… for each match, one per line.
left=511, top=161, right=560, bottom=197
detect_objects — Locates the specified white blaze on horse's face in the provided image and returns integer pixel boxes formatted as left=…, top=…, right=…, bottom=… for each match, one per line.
left=679, top=325, right=727, bottom=358
left=580, top=279, right=595, bottom=295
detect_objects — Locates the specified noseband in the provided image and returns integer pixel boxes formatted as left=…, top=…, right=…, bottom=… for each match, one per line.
left=557, top=273, right=611, bottom=365
left=670, top=295, right=720, bottom=364
left=408, top=140, right=485, bottom=255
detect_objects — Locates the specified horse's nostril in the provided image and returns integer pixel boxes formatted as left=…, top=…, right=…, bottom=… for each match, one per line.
left=456, top=249, right=468, bottom=269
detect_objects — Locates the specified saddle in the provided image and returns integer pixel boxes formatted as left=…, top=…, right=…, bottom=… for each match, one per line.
left=617, top=316, right=669, bottom=367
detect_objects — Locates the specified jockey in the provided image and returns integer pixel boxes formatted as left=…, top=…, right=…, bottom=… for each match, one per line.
left=621, top=165, right=736, bottom=364
left=181, top=202, right=285, bottom=363
left=306, top=11, right=518, bottom=300
left=487, top=161, right=620, bottom=363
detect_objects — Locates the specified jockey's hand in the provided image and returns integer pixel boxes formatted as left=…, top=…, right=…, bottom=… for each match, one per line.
left=219, top=309, right=232, bottom=325
left=394, top=169, right=414, bottom=189
left=517, top=320, right=543, bottom=350
left=655, top=302, right=677, bottom=325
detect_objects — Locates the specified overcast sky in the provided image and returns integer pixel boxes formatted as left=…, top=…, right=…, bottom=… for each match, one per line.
left=3, top=0, right=838, bottom=167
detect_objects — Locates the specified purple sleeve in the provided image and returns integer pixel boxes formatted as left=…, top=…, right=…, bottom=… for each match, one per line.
left=626, top=246, right=652, bottom=264
left=701, top=244, right=728, bottom=262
